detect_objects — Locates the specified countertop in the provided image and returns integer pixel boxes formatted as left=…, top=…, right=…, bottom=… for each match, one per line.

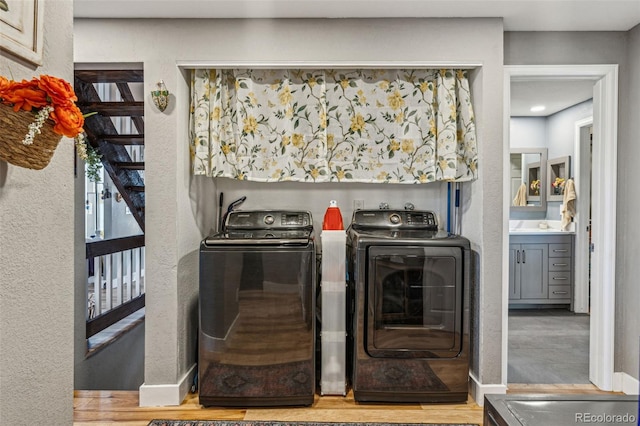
left=509, top=220, right=575, bottom=235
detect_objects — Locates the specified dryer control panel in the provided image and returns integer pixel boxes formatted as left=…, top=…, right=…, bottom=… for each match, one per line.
left=351, top=209, right=438, bottom=230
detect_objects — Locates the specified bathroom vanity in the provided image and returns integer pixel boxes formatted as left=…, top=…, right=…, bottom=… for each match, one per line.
left=509, top=222, right=574, bottom=307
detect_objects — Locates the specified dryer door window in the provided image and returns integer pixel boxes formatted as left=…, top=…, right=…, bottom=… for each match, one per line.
left=365, top=245, right=463, bottom=358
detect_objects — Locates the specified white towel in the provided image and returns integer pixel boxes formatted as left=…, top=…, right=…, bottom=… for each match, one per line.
left=561, top=178, right=576, bottom=230
left=513, top=182, right=527, bottom=206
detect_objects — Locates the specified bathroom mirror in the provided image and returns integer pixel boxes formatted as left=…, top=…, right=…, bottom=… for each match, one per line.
left=510, top=148, right=548, bottom=212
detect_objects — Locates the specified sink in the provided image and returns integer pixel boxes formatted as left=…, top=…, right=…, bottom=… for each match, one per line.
left=509, top=220, right=575, bottom=234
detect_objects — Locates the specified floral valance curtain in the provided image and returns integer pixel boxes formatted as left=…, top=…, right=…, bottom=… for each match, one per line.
left=190, top=68, right=477, bottom=183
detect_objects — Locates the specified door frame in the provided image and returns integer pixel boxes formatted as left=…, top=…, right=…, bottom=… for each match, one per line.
left=503, top=64, right=618, bottom=390
left=573, top=116, right=593, bottom=315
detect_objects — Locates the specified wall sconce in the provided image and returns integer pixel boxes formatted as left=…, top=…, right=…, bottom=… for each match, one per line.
left=151, top=80, right=170, bottom=112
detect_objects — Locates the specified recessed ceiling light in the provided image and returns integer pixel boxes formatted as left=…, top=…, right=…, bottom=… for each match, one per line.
left=530, top=105, right=546, bottom=112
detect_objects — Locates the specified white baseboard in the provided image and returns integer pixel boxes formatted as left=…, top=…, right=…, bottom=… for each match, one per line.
left=613, top=372, right=639, bottom=395
left=469, top=373, right=507, bottom=407
left=139, top=363, right=197, bottom=407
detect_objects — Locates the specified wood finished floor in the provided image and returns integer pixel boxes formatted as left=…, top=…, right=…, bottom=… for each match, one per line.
left=73, top=384, right=618, bottom=426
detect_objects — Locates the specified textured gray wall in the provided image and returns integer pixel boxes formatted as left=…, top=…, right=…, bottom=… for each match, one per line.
left=0, top=0, right=75, bottom=423
left=504, top=32, right=628, bottom=65
left=616, top=24, right=640, bottom=381
left=74, top=17, right=506, bottom=397
left=75, top=322, right=145, bottom=390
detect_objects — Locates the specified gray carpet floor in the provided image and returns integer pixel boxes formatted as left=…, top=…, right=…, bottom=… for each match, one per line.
left=508, top=309, right=590, bottom=384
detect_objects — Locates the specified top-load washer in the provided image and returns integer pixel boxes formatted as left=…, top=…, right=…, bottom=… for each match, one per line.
left=347, top=209, right=471, bottom=403
left=199, top=210, right=316, bottom=407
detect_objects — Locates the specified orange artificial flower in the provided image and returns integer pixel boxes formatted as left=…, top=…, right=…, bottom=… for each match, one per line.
left=1, top=74, right=88, bottom=139
left=2, top=79, right=48, bottom=112
left=50, top=103, right=85, bottom=138
left=0, top=76, right=10, bottom=95
left=0, top=75, right=84, bottom=121
left=0, top=74, right=101, bottom=179
left=38, top=74, right=78, bottom=107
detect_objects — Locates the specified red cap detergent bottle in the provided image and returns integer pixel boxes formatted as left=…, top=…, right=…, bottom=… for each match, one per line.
left=322, top=200, right=344, bottom=230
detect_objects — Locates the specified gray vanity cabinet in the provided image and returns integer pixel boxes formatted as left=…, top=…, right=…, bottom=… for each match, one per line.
left=509, top=242, right=548, bottom=301
left=509, top=234, right=573, bottom=306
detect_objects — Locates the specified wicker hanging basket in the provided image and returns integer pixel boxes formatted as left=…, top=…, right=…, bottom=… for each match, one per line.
left=0, top=104, right=63, bottom=170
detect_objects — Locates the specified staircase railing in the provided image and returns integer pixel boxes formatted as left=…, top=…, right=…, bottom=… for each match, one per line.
left=86, top=235, right=145, bottom=338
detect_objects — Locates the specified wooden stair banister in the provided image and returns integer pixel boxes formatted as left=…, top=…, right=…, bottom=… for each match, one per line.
left=77, top=101, right=144, bottom=117
left=99, top=135, right=145, bottom=145
left=86, top=235, right=145, bottom=258
left=126, top=185, right=145, bottom=192
left=74, top=69, right=144, bottom=83
left=113, top=161, right=145, bottom=170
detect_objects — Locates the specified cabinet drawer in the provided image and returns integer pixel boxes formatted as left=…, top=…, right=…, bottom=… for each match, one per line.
left=549, top=257, right=571, bottom=271
left=549, top=285, right=571, bottom=299
left=549, top=243, right=571, bottom=257
left=549, top=271, right=571, bottom=284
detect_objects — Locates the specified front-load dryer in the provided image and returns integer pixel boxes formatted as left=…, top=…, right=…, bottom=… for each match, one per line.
left=347, top=209, right=471, bottom=403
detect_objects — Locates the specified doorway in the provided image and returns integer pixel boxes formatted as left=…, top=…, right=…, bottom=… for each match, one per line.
left=503, top=65, right=618, bottom=391
left=508, top=105, right=593, bottom=385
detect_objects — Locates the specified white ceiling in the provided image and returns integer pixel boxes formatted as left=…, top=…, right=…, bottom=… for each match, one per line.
left=73, top=0, right=638, bottom=117
left=510, top=79, right=596, bottom=117
left=74, top=0, right=640, bottom=31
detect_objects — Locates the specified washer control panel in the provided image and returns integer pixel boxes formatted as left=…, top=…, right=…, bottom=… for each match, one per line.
left=227, top=210, right=312, bottom=230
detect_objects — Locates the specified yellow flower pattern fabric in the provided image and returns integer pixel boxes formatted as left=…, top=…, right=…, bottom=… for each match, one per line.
left=190, top=69, right=477, bottom=183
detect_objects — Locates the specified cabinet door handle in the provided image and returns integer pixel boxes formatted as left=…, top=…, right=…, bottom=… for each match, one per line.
left=552, top=277, right=568, bottom=280
left=516, top=250, right=520, bottom=263
left=553, top=291, right=569, bottom=295
left=522, top=250, right=526, bottom=263
left=553, top=263, right=568, bottom=267
left=553, top=249, right=569, bottom=253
